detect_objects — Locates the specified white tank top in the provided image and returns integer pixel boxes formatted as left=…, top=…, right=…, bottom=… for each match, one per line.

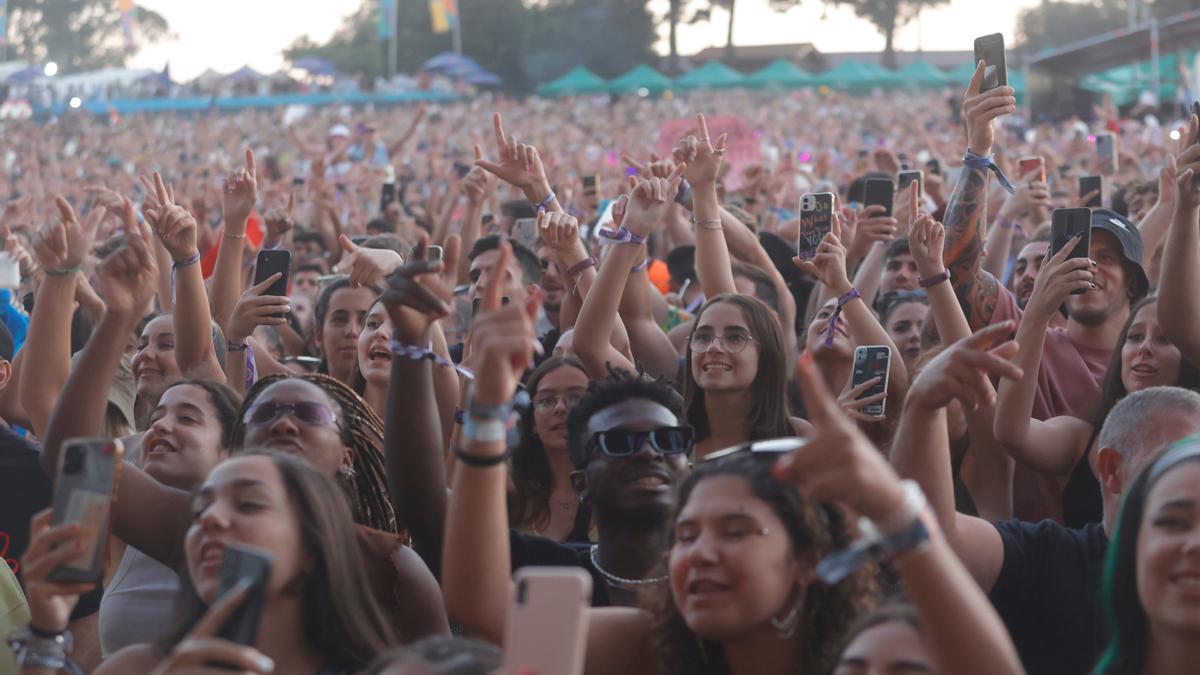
left=99, top=546, right=179, bottom=656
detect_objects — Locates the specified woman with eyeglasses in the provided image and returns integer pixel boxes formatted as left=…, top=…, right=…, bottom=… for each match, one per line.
left=508, top=356, right=593, bottom=543
left=685, top=293, right=807, bottom=459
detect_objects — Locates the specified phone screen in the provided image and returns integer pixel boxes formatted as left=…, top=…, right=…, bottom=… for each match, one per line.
left=50, top=438, right=124, bottom=583
left=1079, top=176, right=1102, bottom=208
left=863, top=178, right=895, bottom=217
left=897, top=170, right=923, bottom=194
left=1051, top=207, right=1093, bottom=292
left=512, top=217, right=539, bottom=250
left=851, top=346, right=890, bottom=417
left=1096, top=134, right=1118, bottom=176
left=797, top=193, right=834, bottom=261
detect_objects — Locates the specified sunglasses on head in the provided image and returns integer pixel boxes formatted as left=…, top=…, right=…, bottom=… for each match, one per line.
left=243, top=401, right=337, bottom=428
left=589, top=426, right=694, bottom=458
left=702, top=437, right=806, bottom=463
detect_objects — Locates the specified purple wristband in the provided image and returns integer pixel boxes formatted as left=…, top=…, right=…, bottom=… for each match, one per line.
left=824, top=288, right=861, bottom=348
left=919, top=270, right=950, bottom=288
left=532, top=190, right=556, bottom=212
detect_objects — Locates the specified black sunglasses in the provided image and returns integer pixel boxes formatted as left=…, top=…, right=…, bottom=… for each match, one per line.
left=589, top=426, right=694, bottom=458
left=702, top=437, right=806, bottom=463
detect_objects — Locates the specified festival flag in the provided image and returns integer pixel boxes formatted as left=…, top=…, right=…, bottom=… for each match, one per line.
left=429, top=0, right=450, bottom=34
left=378, top=0, right=396, bottom=39
left=443, top=0, right=459, bottom=29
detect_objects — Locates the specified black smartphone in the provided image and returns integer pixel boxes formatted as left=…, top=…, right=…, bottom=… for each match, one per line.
left=863, top=178, right=895, bottom=217
left=216, top=543, right=272, bottom=648
left=851, top=346, right=890, bottom=418
left=973, top=33, right=1008, bottom=92
left=472, top=296, right=510, bottom=317
left=1051, top=208, right=1092, bottom=295
left=50, top=438, right=124, bottom=583
left=797, top=192, right=834, bottom=261
left=427, top=245, right=444, bottom=263
left=582, top=175, right=600, bottom=209
left=897, top=170, right=923, bottom=195
left=254, top=250, right=291, bottom=299
left=1096, top=133, right=1118, bottom=176
left=1078, top=175, right=1102, bottom=208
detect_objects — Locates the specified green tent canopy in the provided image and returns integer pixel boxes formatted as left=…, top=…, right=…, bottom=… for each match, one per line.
left=1079, top=50, right=1196, bottom=107
left=895, top=60, right=951, bottom=89
left=607, top=64, right=673, bottom=94
left=815, top=60, right=890, bottom=90
left=537, top=65, right=608, bottom=97
left=745, top=59, right=813, bottom=89
left=674, top=61, right=746, bottom=90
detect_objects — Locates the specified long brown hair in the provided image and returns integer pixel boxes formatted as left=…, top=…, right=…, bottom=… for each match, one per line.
left=230, top=373, right=398, bottom=534
left=644, top=453, right=878, bottom=674
left=684, top=293, right=794, bottom=443
left=159, top=450, right=399, bottom=669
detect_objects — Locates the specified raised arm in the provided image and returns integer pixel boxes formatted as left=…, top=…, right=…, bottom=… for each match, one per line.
left=43, top=199, right=192, bottom=569
left=982, top=172, right=1048, bottom=281
left=1159, top=114, right=1200, bottom=363
left=1136, top=149, right=1181, bottom=276
left=209, top=149, right=257, bottom=332
left=778, top=348, right=1023, bottom=675
left=889, top=323, right=1022, bottom=592
left=443, top=241, right=536, bottom=644
left=992, top=239, right=1095, bottom=475
left=475, top=113, right=562, bottom=214
left=21, top=198, right=101, bottom=436
left=571, top=208, right=640, bottom=377
left=142, top=173, right=224, bottom=383
left=450, top=155, right=493, bottom=281
left=380, top=235, right=455, bottom=574
left=387, top=103, right=426, bottom=159
left=678, top=114, right=737, bottom=297
left=944, top=63, right=1017, bottom=329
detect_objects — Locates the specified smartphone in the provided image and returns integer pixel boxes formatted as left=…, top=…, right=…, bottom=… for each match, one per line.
left=1078, top=175, right=1102, bottom=208
left=513, top=217, right=539, bottom=250
left=925, top=158, right=941, bottom=176
left=973, top=33, right=1008, bottom=92
left=254, top=250, right=291, bottom=299
left=863, top=178, right=895, bottom=217
left=582, top=175, right=600, bottom=209
left=472, top=296, right=510, bottom=317
left=49, top=438, right=124, bottom=583
left=797, top=192, right=835, bottom=261
left=1051, top=208, right=1092, bottom=295
left=501, top=568, right=592, bottom=675
left=897, top=170, right=923, bottom=195
left=379, top=181, right=396, bottom=213
left=427, top=245, right=444, bottom=263
left=851, top=346, right=890, bottom=418
left=216, top=543, right=272, bottom=648
left=1095, top=133, right=1118, bottom=176
left=1018, top=156, right=1046, bottom=182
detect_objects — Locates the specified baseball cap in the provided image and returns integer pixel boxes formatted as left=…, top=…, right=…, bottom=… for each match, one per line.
left=328, top=123, right=351, bottom=138
left=1090, top=208, right=1149, bottom=300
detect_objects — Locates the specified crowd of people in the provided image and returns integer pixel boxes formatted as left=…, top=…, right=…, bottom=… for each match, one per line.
left=0, top=54, right=1198, bottom=675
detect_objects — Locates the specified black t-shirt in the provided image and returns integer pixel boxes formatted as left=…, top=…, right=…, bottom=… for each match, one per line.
left=0, top=427, right=102, bottom=619
left=989, top=519, right=1109, bottom=675
left=509, top=529, right=609, bottom=607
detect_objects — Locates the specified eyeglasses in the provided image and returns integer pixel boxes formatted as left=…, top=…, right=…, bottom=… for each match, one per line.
left=532, top=391, right=586, bottom=412
left=243, top=401, right=337, bottom=428
left=689, top=331, right=756, bottom=354
left=589, top=426, right=694, bottom=458
left=702, top=437, right=806, bottom=463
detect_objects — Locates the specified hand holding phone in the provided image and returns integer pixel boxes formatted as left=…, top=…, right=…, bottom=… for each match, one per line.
left=1078, top=176, right=1102, bottom=208
left=797, top=193, right=835, bottom=261
left=850, top=346, right=890, bottom=418
left=1050, top=208, right=1092, bottom=296
left=501, top=568, right=591, bottom=675
left=863, top=178, right=895, bottom=217
left=50, top=439, right=124, bottom=583
left=973, top=33, right=1008, bottom=92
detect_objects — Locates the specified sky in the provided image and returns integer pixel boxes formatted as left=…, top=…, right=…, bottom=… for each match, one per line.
left=128, top=0, right=1044, bottom=80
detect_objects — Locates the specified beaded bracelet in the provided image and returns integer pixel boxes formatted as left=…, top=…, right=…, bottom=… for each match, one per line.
left=45, top=266, right=81, bottom=278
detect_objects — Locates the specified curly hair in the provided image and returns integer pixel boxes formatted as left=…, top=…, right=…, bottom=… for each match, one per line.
left=229, top=372, right=398, bottom=534
left=509, top=356, right=589, bottom=532
left=565, top=366, right=685, bottom=470
left=643, top=453, right=879, bottom=674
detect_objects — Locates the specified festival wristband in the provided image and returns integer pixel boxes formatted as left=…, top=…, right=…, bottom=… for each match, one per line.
left=531, top=190, right=556, bottom=212
left=45, top=266, right=81, bottom=278
left=823, top=288, right=861, bottom=347
left=565, top=256, right=597, bottom=277
left=452, top=442, right=510, bottom=467
left=963, top=150, right=1015, bottom=194
left=918, top=270, right=950, bottom=288
left=596, top=226, right=646, bottom=246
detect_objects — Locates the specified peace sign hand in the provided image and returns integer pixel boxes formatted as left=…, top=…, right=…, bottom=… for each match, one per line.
left=34, top=196, right=103, bottom=273
left=98, top=198, right=159, bottom=316
left=142, top=172, right=199, bottom=263
left=674, top=113, right=727, bottom=188
left=619, top=164, right=687, bottom=239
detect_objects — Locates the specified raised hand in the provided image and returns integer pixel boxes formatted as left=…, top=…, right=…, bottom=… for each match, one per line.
left=33, top=197, right=103, bottom=273
left=262, top=191, right=294, bottom=246
left=908, top=213, right=947, bottom=279
left=1023, top=236, right=1094, bottom=321
left=963, top=61, right=1017, bottom=156
left=1177, top=112, right=1200, bottom=211
left=849, top=204, right=898, bottom=257
left=838, top=376, right=887, bottom=423
left=222, top=148, right=258, bottom=230
left=537, top=209, right=582, bottom=254
left=470, top=240, right=542, bottom=406
left=98, top=198, right=158, bottom=316
left=792, top=215, right=852, bottom=295
left=462, top=146, right=496, bottom=205
left=332, top=234, right=403, bottom=288
left=620, top=164, right=686, bottom=239
left=674, top=113, right=727, bottom=188
left=19, top=510, right=97, bottom=634
left=772, top=353, right=906, bottom=523
left=474, top=113, right=548, bottom=192
left=380, top=232, right=458, bottom=345
left=142, top=172, right=199, bottom=263
left=149, top=581, right=274, bottom=675
left=906, top=322, right=1023, bottom=412
left=227, top=274, right=291, bottom=344
left=997, top=170, right=1050, bottom=223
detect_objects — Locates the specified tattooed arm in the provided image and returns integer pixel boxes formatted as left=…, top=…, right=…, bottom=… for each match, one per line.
left=943, top=62, right=1018, bottom=330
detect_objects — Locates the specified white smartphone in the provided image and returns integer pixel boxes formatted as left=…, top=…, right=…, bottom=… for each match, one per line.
left=501, top=567, right=592, bottom=675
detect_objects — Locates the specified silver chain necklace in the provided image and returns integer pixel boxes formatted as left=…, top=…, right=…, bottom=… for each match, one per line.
left=589, top=545, right=667, bottom=588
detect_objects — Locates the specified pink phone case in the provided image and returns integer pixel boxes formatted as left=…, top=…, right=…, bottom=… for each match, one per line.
left=502, top=567, right=592, bottom=675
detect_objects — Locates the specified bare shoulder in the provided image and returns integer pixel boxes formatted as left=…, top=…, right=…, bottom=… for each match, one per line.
left=586, top=608, right=657, bottom=675
left=94, top=643, right=163, bottom=674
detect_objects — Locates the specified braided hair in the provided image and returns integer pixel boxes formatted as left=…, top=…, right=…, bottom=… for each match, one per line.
left=229, top=372, right=398, bottom=534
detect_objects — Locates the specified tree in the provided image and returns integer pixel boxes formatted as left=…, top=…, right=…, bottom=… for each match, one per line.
left=7, top=0, right=169, bottom=73
left=802, top=0, right=949, bottom=69
left=524, top=0, right=657, bottom=82
left=1017, top=0, right=1200, bottom=55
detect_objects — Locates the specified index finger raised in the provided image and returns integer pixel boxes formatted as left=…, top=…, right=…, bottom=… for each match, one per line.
left=492, top=113, right=508, bottom=154
left=482, top=238, right=512, bottom=313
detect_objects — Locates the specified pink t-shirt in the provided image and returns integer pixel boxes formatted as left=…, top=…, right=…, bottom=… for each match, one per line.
left=992, top=287, right=1111, bottom=421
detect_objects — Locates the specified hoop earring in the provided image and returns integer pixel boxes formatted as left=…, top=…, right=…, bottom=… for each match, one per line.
left=769, top=590, right=802, bottom=640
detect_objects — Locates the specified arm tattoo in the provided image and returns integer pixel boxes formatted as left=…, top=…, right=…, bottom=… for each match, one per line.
left=942, top=165, right=1000, bottom=329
